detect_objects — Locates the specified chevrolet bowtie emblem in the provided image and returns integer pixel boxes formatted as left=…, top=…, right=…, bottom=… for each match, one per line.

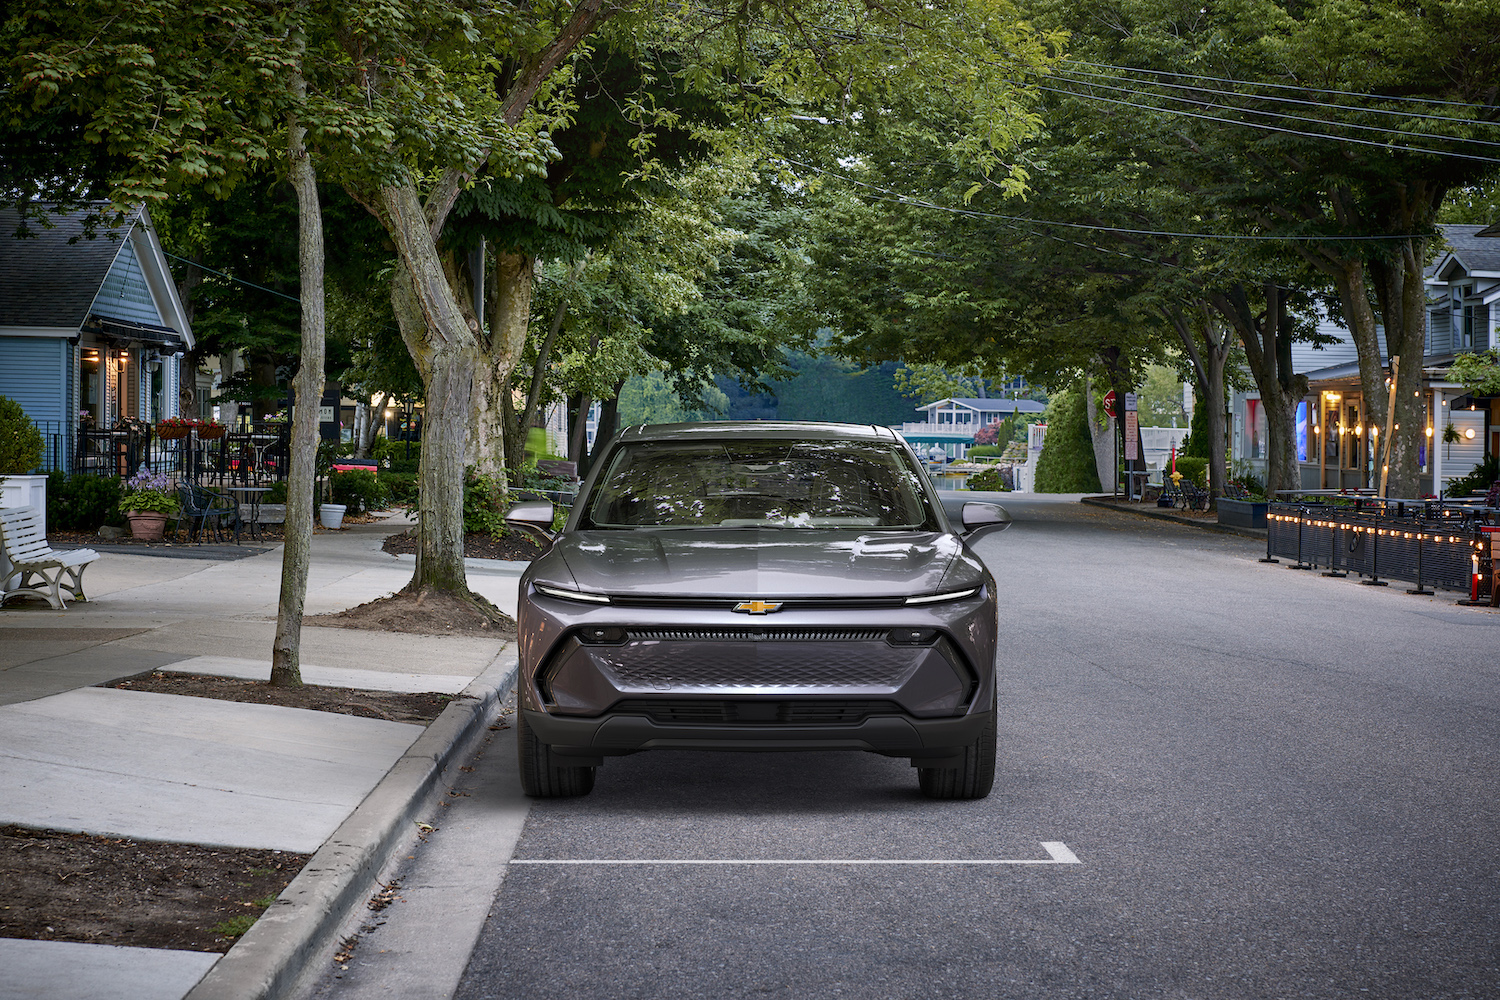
left=733, top=600, right=783, bottom=614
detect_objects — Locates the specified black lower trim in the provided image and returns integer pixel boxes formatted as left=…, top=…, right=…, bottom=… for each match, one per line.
left=521, top=707, right=991, bottom=758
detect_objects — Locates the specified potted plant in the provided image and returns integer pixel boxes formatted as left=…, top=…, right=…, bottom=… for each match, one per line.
left=156, top=415, right=197, bottom=441
left=118, top=468, right=180, bottom=540
left=196, top=418, right=226, bottom=440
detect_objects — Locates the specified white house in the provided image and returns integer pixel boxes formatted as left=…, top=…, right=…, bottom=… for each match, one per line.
left=899, top=397, right=1046, bottom=460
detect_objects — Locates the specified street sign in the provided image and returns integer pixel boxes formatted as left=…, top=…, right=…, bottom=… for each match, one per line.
left=1103, top=390, right=1116, bottom=418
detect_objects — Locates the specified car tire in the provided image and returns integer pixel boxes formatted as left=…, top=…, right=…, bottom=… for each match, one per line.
left=917, top=696, right=996, bottom=800
left=517, top=711, right=596, bottom=798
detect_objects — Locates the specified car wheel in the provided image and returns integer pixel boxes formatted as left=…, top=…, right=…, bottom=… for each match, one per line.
left=917, top=696, right=996, bottom=800
left=517, top=711, right=596, bottom=798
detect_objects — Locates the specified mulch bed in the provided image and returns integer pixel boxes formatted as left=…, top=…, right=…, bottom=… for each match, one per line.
left=309, top=588, right=518, bottom=638
left=0, top=672, right=465, bottom=953
left=381, top=528, right=546, bottom=562
left=103, top=670, right=459, bottom=724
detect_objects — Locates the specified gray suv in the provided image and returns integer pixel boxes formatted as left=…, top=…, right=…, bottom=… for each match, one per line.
left=506, top=421, right=1007, bottom=800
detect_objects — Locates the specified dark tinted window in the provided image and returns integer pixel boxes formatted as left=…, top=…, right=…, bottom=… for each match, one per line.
left=584, top=439, right=936, bottom=529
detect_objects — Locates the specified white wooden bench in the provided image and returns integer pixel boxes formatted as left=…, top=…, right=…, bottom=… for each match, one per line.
left=0, top=506, right=100, bottom=610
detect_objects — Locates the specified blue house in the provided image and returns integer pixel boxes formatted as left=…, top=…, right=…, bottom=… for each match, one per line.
left=0, top=205, right=194, bottom=472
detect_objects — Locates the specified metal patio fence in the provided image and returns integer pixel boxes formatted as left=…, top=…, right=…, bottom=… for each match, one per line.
left=1267, top=494, right=1497, bottom=598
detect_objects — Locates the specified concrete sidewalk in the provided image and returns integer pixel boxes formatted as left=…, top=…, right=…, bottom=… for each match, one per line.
left=0, top=514, right=527, bottom=1000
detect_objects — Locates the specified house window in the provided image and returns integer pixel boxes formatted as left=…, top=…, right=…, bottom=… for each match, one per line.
left=1454, top=284, right=1473, bottom=350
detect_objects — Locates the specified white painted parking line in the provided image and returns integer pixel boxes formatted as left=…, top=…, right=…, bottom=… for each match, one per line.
left=511, top=841, right=1081, bottom=866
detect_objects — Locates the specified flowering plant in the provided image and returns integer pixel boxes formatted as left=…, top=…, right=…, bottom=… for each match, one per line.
left=119, top=468, right=179, bottom=514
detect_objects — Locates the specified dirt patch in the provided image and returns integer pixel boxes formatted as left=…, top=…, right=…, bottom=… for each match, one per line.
left=1, top=825, right=308, bottom=953
left=103, top=670, right=460, bottom=724
left=381, top=528, right=545, bottom=562
left=309, top=588, right=517, bottom=639
left=0, top=672, right=465, bottom=952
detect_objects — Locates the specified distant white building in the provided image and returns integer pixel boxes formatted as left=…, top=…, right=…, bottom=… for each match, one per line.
left=898, top=397, right=1046, bottom=460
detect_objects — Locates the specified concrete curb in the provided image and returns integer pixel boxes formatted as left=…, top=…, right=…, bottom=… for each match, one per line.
left=182, top=650, right=519, bottom=1000
left=1080, top=496, right=1268, bottom=540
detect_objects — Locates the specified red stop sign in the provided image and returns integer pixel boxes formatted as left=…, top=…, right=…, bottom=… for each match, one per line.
left=1103, top=390, right=1116, bottom=418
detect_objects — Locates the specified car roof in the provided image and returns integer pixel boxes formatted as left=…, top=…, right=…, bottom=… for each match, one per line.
left=616, top=421, right=902, bottom=444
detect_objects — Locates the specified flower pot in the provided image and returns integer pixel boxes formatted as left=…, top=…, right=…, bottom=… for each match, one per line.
left=125, top=510, right=169, bottom=541
left=196, top=425, right=225, bottom=440
left=156, top=426, right=192, bottom=441
left=320, top=503, right=347, bottom=530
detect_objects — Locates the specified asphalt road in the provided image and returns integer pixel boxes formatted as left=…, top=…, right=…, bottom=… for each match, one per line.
left=308, top=496, right=1500, bottom=1000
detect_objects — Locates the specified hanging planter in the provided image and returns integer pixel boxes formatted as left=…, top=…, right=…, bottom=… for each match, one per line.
left=196, top=421, right=226, bottom=440
left=156, top=416, right=196, bottom=440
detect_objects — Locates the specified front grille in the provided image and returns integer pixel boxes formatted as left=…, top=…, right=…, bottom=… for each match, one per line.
left=597, top=642, right=916, bottom=689
left=627, top=627, right=888, bottom=643
left=610, top=699, right=905, bottom=725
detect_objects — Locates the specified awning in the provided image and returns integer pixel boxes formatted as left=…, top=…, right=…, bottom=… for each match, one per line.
left=86, top=315, right=187, bottom=353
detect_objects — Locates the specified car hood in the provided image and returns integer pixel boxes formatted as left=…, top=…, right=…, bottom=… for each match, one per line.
left=548, top=528, right=966, bottom=600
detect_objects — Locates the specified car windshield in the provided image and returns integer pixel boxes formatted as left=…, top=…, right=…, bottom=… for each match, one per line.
left=583, top=439, right=937, bottom=530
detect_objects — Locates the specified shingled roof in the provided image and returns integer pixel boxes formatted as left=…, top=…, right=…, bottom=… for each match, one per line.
left=0, top=205, right=142, bottom=330
left=1433, top=223, right=1500, bottom=280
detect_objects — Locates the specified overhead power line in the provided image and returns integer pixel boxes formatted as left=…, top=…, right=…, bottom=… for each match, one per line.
left=1067, top=59, right=1494, bottom=112
left=1048, top=68, right=1500, bottom=149
left=1034, top=83, right=1500, bottom=163
left=1057, top=63, right=1500, bottom=130
left=160, top=249, right=301, bottom=303
left=782, top=156, right=1426, bottom=242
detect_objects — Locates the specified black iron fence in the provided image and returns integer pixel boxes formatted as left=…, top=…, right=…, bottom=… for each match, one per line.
left=1267, top=494, right=1497, bottom=597
left=35, top=421, right=291, bottom=486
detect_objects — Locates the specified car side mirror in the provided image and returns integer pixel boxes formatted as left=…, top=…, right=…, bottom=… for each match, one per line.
left=505, top=500, right=557, bottom=541
left=960, top=501, right=1011, bottom=540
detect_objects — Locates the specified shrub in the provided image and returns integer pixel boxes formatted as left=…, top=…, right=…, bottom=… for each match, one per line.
left=1034, top=387, right=1102, bottom=493
left=330, top=469, right=389, bottom=516
left=1171, top=457, right=1209, bottom=487
left=464, top=468, right=510, bottom=536
left=0, top=395, right=45, bottom=474
left=47, top=472, right=125, bottom=530
left=1180, top=397, right=1211, bottom=460
left=264, top=480, right=288, bottom=504
left=383, top=472, right=419, bottom=504
left=372, top=437, right=420, bottom=473
left=966, top=466, right=1011, bottom=491
left=1445, top=454, right=1498, bottom=498
left=967, top=444, right=1004, bottom=458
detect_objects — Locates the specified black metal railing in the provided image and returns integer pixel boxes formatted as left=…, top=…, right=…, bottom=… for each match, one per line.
left=1267, top=493, right=1496, bottom=597
left=33, top=421, right=293, bottom=486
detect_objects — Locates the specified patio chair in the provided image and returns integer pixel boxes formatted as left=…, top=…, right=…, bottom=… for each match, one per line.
left=176, top=483, right=241, bottom=544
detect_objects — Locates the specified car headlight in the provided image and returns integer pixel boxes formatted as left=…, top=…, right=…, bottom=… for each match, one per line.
left=904, top=587, right=980, bottom=606
left=534, top=583, right=611, bottom=604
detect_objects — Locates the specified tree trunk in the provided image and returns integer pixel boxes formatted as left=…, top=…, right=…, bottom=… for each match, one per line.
left=1211, top=282, right=1309, bottom=493
left=1082, top=376, right=1115, bottom=495
left=270, top=27, right=324, bottom=689
left=505, top=285, right=570, bottom=483
left=568, top=391, right=592, bottom=465
left=1169, top=305, right=1231, bottom=499
left=1369, top=237, right=1432, bottom=499
left=352, top=392, right=385, bottom=458
left=378, top=177, right=480, bottom=597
